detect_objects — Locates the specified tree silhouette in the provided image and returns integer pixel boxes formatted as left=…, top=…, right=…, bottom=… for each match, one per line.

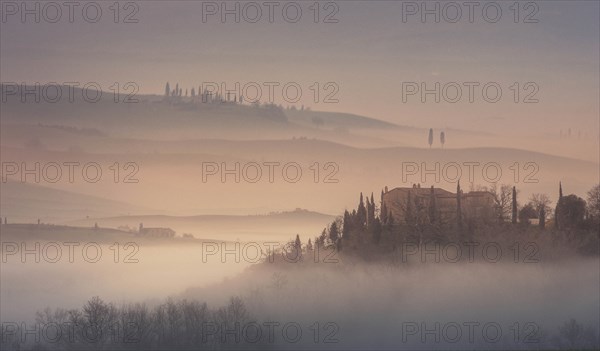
left=368, top=193, right=376, bottom=228
left=306, top=238, right=313, bottom=251
left=456, top=181, right=463, bottom=230
left=555, top=182, right=564, bottom=228
left=518, top=203, right=537, bottom=224
left=556, top=194, right=587, bottom=229
left=357, top=193, right=367, bottom=228
left=380, top=190, right=388, bottom=224
left=293, top=234, right=302, bottom=259
left=512, top=186, right=518, bottom=224
left=440, top=131, right=445, bottom=148
left=428, top=128, right=434, bottom=148
left=329, top=221, right=339, bottom=244
left=587, top=184, right=600, bottom=224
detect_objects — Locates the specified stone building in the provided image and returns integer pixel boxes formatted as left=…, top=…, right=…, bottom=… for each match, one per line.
left=381, top=184, right=495, bottom=224
left=138, top=223, right=176, bottom=238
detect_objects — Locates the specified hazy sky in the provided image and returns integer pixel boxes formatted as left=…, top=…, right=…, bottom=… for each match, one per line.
left=1, top=1, right=599, bottom=133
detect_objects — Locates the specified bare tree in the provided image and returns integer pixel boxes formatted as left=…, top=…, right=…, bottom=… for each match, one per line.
left=489, top=183, right=513, bottom=222
left=529, top=193, right=553, bottom=217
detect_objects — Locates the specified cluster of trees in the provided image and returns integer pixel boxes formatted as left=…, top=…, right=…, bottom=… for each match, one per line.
left=162, top=82, right=310, bottom=112
left=560, top=128, right=590, bottom=139
left=291, top=183, right=599, bottom=257
left=428, top=128, right=446, bottom=148
left=2, top=296, right=263, bottom=350
left=164, top=82, right=243, bottom=104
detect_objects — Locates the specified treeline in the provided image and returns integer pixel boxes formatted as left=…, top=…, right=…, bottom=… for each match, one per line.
left=3, top=297, right=599, bottom=350
left=292, top=183, right=600, bottom=259
left=1, top=296, right=274, bottom=350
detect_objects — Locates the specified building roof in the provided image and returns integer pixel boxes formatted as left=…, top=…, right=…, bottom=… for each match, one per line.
left=386, top=187, right=455, bottom=197
left=385, top=186, right=494, bottom=199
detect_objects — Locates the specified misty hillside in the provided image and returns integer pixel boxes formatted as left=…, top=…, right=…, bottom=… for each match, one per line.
left=285, top=109, right=404, bottom=130
left=0, top=85, right=489, bottom=150
left=1, top=136, right=596, bottom=216
left=68, top=209, right=335, bottom=242
left=2, top=88, right=595, bottom=162
left=0, top=181, right=152, bottom=223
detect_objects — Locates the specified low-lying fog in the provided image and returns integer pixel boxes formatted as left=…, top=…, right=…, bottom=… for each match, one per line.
left=0, top=242, right=253, bottom=323
left=2, top=240, right=598, bottom=349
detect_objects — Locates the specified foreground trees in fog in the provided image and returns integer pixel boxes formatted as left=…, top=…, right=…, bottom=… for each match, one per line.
left=0, top=296, right=260, bottom=350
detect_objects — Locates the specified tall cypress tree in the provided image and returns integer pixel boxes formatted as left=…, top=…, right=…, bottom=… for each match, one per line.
left=368, top=193, right=376, bottom=228
left=342, top=210, right=351, bottom=238
left=456, top=181, right=463, bottom=230
left=555, top=182, right=563, bottom=229
left=428, top=128, right=434, bottom=148
left=357, top=193, right=367, bottom=228
left=366, top=197, right=371, bottom=228
left=329, top=222, right=339, bottom=244
left=512, top=186, right=518, bottom=224
left=559, top=182, right=563, bottom=198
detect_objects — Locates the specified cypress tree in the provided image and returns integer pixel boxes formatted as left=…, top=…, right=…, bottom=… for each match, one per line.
left=370, top=193, right=375, bottom=210
left=368, top=193, right=376, bottom=228
left=342, top=210, right=351, bottom=238
left=539, top=206, right=546, bottom=229
left=512, top=186, right=518, bottom=224
left=329, top=222, right=339, bottom=244
left=555, top=182, right=563, bottom=229
left=366, top=197, right=371, bottom=228
left=456, top=181, right=463, bottom=230
left=357, top=193, right=367, bottom=227
left=559, top=182, right=563, bottom=198
left=428, top=128, right=434, bottom=148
